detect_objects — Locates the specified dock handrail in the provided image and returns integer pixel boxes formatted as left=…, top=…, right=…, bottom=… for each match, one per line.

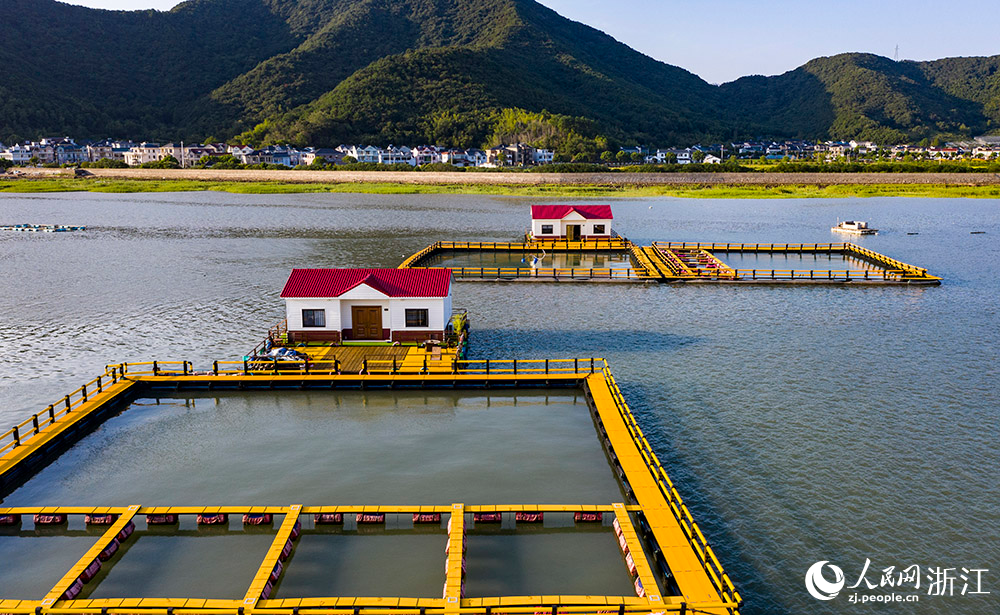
left=250, top=318, right=288, bottom=356
left=115, top=357, right=609, bottom=377
left=601, top=368, right=743, bottom=610
left=0, top=364, right=127, bottom=456
left=443, top=267, right=637, bottom=280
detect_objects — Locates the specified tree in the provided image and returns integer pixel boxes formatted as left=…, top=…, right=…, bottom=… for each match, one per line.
left=28, top=156, right=40, bottom=167
left=342, top=155, right=357, bottom=164
left=600, top=151, right=614, bottom=163
left=692, top=150, right=706, bottom=163
left=615, top=150, right=628, bottom=162
left=630, top=152, right=643, bottom=163
left=663, top=153, right=678, bottom=165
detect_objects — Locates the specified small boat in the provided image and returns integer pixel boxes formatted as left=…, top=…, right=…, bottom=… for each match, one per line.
left=0, top=224, right=86, bottom=233
left=832, top=220, right=877, bottom=235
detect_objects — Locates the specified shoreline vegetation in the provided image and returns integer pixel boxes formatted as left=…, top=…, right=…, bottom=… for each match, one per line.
left=2, top=169, right=1000, bottom=198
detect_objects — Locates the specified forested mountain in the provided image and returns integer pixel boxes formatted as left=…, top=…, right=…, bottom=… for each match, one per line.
left=1, top=0, right=998, bottom=148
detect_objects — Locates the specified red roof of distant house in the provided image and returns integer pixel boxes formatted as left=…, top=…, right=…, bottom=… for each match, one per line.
left=531, top=205, right=613, bottom=220
left=281, top=268, right=452, bottom=298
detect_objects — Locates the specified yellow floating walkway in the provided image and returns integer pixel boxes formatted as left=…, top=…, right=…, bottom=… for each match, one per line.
left=0, top=361, right=740, bottom=615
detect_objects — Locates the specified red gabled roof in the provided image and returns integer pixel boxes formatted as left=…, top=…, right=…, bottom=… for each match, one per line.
left=281, top=268, right=452, bottom=298
left=531, top=205, right=613, bottom=220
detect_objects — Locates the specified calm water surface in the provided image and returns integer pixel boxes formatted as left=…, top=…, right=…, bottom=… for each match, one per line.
left=0, top=192, right=998, bottom=613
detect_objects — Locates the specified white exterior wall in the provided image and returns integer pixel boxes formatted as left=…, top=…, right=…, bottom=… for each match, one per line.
left=387, top=297, right=448, bottom=331
left=531, top=217, right=612, bottom=238
left=285, top=298, right=342, bottom=332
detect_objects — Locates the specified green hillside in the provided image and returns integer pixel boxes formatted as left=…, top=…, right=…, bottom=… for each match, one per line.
left=721, top=53, right=996, bottom=143
left=0, top=0, right=998, bottom=147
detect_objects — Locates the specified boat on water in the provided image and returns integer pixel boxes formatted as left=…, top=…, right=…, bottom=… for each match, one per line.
left=832, top=220, right=877, bottom=235
left=0, top=224, right=86, bottom=232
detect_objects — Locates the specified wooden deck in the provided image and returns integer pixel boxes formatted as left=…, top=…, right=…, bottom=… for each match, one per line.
left=300, top=344, right=457, bottom=373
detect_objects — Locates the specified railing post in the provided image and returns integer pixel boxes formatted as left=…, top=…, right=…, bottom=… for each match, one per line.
left=183, top=361, right=189, bottom=376
left=243, top=358, right=249, bottom=374
left=97, top=376, right=102, bottom=393
left=485, top=359, right=490, bottom=375
left=12, top=426, right=19, bottom=447
left=48, top=405, right=55, bottom=423
left=81, top=384, right=87, bottom=402
left=32, top=414, right=39, bottom=434
left=335, top=359, right=341, bottom=374
left=273, top=358, right=279, bottom=375
left=304, top=360, right=310, bottom=374
left=65, top=395, right=71, bottom=412
left=575, top=358, right=579, bottom=372
left=213, top=361, right=219, bottom=376
left=153, top=361, right=159, bottom=376
left=423, top=357, right=428, bottom=374
left=363, top=359, right=368, bottom=374
left=545, top=359, right=549, bottom=374
left=590, top=358, right=595, bottom=373
left=513, top=359, right=517, bottom=375
left=111, top=367, right=117, bottom=383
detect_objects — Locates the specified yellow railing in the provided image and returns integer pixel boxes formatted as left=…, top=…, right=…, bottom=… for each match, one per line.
left=0, top=365, right=127, bottom=456
left=448, top=267, right=638, bottom=279
left=602, top=370, right=742, bottom=610
left=698, top=268, right=905, bottom=281
left=399, top=240, right=634, bottom=270
left=115, top=358, right=607, bottom=377
left=653, top=241, right=852, bottom=252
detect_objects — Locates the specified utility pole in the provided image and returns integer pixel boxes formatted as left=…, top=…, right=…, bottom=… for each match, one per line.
left=894, top=45, right=900, bottom=61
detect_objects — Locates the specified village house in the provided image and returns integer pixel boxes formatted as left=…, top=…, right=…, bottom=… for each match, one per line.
left=378, top=145, right=413, bottom=165
left=300, top=148, right=344, bottom=166
left=411, top=146, right=440, bottom=166
left=529, top=205, right=614, bottom=241
left=281, top=268, right=454, bottom=344
left=124, top=142, right=164, bottom=166
left=439, top=149, right=470, bottom=167
left=486, top=143, right=536, bottom=167
left=646, top=148, right=692, bottom=164
left=0, top=144, right=33, bottom=165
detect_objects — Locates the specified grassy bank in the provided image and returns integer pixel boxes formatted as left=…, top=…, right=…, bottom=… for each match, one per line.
left=3, top=178, right=1000, bottom=198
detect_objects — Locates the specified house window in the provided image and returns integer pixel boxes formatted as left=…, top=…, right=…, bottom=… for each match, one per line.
left=405, top=308, right=429, bottom=328
left=302, top=309, right=326, bottom=328
left=593, top=224, right=606, bottom=234
left=541, top=224, right=554, bottom=235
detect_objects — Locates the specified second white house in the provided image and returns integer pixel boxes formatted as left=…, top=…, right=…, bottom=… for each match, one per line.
left=529, top=205, right=614, bottom=241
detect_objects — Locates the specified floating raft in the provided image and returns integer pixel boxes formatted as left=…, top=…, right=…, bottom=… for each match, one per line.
left=0, top=359, right=742, bottom=615
left=0, top=224, right=85, bottom=232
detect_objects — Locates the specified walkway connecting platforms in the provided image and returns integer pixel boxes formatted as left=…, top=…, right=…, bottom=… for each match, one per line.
left=0, top=361, right=741, bottom=615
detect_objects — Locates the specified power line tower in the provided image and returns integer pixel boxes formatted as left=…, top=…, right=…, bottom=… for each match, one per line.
left=894, top=45, right=900, bottom=61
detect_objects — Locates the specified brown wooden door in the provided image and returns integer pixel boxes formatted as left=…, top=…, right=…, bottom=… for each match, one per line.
left=352, top=306, right=383, bottom=340
left=567, top=224, right=581, bottom=241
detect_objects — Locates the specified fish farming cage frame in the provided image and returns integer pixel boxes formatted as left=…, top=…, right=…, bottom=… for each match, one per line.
left=397, top=240, right=940, bottom=284
left=0, top=362, right=742, bottom=615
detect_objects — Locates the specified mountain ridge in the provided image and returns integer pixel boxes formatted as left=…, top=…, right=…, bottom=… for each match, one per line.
left=1, top=0, right=997, bottom=148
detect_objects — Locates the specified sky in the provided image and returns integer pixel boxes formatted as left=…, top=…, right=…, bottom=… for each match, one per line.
left=62, top=0, right=1000, bottom=84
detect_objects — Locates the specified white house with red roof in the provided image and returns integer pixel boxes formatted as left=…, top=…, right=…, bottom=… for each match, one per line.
left=530, top=205, right=613, bottom=241
left=281, top=268, right=453, bottom=343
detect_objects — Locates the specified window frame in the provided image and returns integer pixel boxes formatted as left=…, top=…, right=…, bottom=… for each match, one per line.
left=301, top=308, right=326, bottom=328
left=405, top=308, right=430, bottom=328
left=593, top=224, right=606, bottom=234
left=540, top=224, right=554, bottom=235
